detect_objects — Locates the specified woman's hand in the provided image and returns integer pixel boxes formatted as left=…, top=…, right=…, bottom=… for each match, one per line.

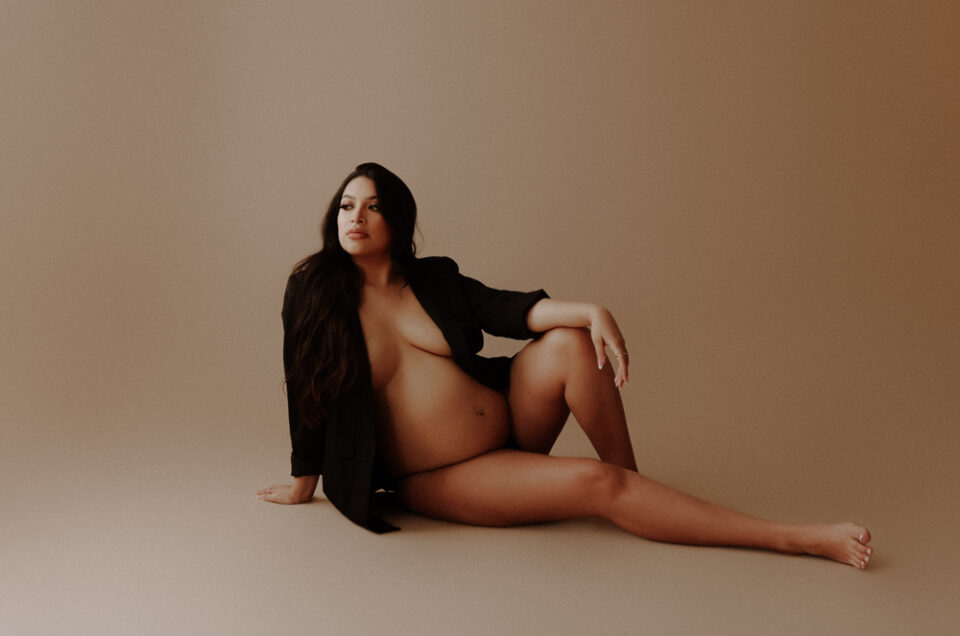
left=527, top=299, right=631, bottom=389
left=589, top=306, right=630, bottom=388
left=257, top=475, right=319, bottom=504
left=257, top=484, right=309, bottom=504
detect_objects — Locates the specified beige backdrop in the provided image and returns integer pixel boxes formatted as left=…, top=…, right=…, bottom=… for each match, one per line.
left=3, top=1, right=958, bottom=635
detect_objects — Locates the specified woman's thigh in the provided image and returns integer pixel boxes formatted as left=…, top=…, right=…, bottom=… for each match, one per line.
left=395, top=449, right=620, bottom=526
left=506, top=328, right=589, bottom=452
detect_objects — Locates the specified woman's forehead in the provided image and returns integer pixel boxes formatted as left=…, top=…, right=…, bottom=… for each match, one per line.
left=342, top=176, right=377, bottom=198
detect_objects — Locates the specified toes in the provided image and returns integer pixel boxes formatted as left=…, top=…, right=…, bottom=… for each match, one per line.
left=849, top=552, right=867, bottom=569
left=849, top=536, right=873, bottom=569
left=851, top=549, right=871, bottom=569
left=855, top=525, right=872, bottom=545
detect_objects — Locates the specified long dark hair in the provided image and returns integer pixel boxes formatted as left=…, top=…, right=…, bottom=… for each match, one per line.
left=285, top=162, right=417, bottom=429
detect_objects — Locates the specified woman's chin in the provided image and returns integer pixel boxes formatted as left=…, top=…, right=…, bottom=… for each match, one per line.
left=342, top=246, right=390, bottom=260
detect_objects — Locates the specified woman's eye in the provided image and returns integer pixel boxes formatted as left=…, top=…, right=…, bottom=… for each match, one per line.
left=369, top=205, right=379, bottom=211
left=339, top=203, right=351, bottom=210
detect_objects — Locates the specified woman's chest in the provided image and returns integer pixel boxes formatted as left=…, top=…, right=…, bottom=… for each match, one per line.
left=358, top=284, right=453, bottom=363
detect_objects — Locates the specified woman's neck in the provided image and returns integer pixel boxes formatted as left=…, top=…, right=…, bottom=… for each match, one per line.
left=352, top=254, right=399, bottom=290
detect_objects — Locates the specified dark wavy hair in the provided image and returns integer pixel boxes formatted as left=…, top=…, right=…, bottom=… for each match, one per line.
left=284, top=162, right=417, bottom=429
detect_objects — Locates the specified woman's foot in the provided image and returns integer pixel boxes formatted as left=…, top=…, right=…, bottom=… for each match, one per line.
left=785, top=522, right=873, bottom=569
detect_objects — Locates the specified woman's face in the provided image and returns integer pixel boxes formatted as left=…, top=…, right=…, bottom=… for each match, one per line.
left=337, top=176, right=392, bottom=258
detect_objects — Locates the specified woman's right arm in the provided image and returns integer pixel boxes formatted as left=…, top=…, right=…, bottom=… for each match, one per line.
left=257, top=271, right=324, bottom=505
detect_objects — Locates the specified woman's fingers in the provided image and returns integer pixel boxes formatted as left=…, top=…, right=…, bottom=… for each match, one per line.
left=616, top=350, right=629, bottom=386
left=594, top=337, right=606, bottom=370
left=259, top=491, right=286, bottom=504
left=592, top=320, right=630, bottom=386
left=256, top=484, right=285, bottom=503
left=589, top=308, right=630, bottom=388
left=610, top=351, right=624, bottom=388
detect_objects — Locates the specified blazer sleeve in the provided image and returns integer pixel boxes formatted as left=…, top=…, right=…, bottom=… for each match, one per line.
left=282, top=272, right=325, bottom=477
left=450, top=259, right=550, bottom=340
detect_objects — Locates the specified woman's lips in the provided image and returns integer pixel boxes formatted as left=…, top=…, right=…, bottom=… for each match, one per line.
left=346, top=231, right=368, bottom=239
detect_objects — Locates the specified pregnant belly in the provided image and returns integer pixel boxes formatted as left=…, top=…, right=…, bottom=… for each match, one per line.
left=374, top=350, right=510, bottom=478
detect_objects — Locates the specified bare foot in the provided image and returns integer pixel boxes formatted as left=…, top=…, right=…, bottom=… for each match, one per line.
left=786, top=522, right=873, bottom=569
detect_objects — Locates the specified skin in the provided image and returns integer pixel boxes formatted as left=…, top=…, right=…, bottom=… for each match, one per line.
left=258, top=176, right=874, bottom=570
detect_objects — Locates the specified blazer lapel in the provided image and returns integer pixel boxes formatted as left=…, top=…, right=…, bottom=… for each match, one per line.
left=408, top=262, right=470, bottom=364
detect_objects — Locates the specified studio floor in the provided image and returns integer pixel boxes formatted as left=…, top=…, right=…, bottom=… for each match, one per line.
left=3, top=403, right=957, bottom=636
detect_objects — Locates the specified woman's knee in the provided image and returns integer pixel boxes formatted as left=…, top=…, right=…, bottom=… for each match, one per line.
left=538, top=327, right=595, bottom=363
left=570, top=458, right=627, bottom=511
left=513, top=327, right=596, bottom=390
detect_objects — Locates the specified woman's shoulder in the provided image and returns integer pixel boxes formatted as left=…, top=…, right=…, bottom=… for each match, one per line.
left=414, top=255, right=459, bottom=274
left=407, top=256, right=463, bottom=291
left=287, top=253, right=320, bottom=285
left=283, top=257, right=320, bottom=315
left=285, top=263, right=310, bottom=294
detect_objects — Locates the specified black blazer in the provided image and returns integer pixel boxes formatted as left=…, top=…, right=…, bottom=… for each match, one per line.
left=282, top=256, right=549, bottom=533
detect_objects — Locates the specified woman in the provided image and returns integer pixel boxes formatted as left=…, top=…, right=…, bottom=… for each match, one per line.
left=257, top=162, right=873, bottom=569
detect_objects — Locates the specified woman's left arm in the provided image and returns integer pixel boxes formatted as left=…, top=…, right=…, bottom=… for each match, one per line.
left=526, top=299, right=630, bottom=387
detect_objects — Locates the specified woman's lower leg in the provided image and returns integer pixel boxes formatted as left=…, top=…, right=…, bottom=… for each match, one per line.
left=599, top=466, right=873, bottom=568
left=604, top=469, right=789, bottom=548
left=563, top=341, right=637, bottom=470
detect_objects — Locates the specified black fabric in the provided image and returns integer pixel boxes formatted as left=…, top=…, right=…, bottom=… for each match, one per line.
left=282, top=255, right=549, bottom=533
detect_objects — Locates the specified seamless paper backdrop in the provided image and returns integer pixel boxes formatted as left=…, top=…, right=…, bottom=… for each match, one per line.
left=2, top=2, right=959, bottom=635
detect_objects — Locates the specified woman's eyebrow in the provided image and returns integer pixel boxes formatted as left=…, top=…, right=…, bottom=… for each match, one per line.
left=341, top=194, right=378, bottom=200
